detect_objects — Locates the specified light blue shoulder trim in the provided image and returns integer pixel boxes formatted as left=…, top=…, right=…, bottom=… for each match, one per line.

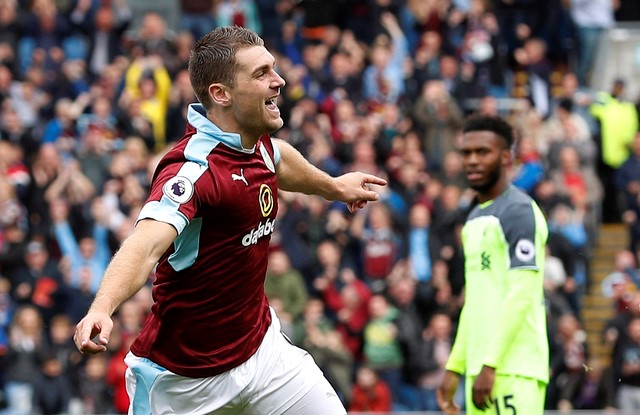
left=272, top=138, right=281, bottom=165
left=187, top=104, right=255, bottom=154
left=138, top=202, right=190, bottom=234
left=137, top=161, right=208, bottom=235
left=168, top=218, right=202, bottom=271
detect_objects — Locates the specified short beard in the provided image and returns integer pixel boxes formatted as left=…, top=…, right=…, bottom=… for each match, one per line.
left=469, top=165, right=501, bottom=194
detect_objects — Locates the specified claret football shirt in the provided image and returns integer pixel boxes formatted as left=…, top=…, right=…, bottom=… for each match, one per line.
left=130, top=104, right=280, bottom=378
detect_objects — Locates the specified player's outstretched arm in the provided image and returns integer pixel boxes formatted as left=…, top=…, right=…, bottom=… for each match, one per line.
left=274, top=139, right=386, bottom=211
left=73, top=219, right=177, bottom=354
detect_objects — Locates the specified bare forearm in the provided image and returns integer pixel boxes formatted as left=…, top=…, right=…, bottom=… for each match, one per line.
left=89, top=238, right=155, bottom=316
left=275, top=139, right=341, bottom=199
left=275, top=139, right=386, bottom=208
left=89, top=223, right=170, bottom=316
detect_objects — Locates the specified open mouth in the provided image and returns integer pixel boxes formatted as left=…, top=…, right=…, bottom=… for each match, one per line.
left=265, top=98, right=279, bottom=114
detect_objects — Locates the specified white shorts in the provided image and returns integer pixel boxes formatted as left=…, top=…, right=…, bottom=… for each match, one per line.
left=124, top=307, right=346, bottom=415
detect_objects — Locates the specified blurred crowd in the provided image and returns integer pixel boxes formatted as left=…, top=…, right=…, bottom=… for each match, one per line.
left=1, top=0, right=640, bottom=413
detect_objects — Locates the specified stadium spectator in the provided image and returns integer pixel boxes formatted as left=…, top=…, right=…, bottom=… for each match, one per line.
left=590, top=78, right=639, bottom=223
left=105, top=331, right=133, bottom=414
left=23, top=144, right=57, bottom=233
left=543, top=247, right=574, bottom=327
left=50, top=198, right=110, bottom=295
left=612, top=316, right=640, bottom=410
left=412, top=79, right=464, bottom=172
left=0, top=172, right=28, bottom=277
left=0, top=276, right=14, bottom=351
left=600, top=249, right=639, bottom=314
left=386, top=272, right=430, bottom=357
left=128, top=12, right=177, bottom=73
left=548, top=313, right=588, bottom=411
left=573, top=357, right=616, bottom=410
left=121, top=54, right=172, bottom=150
left=513, top=37, right=553, bottom=118
left=18, top=0, right=77, bottom=76
left=511, top=134, right=545, bottom=195
left=9, top=240, right=66, bottom=325
left=75, top=126, right=115, bottom=195
left=316, top=266, right=372, bottom=360
left=1, top=304, right=47, bottom=415
left=165, top=67, right=197, bottom=145
left=77, top=354, right=113, bottom=414
left=322, top=51, right=364, bottom=105
left=569, top=0, right=616, bottom=86
left=351, top=202, right=402, bottom=292
left=540, top=97, right=596, bottom=169
left=72, top=0, right=133, bottom=81
left=555, top=71, right=599, bottom=135
left=547, top=203, right=590, bottom=313
left=215, top=0, right=262, bottom=35
left=430, top=185, right=465, bottom=265
left=292, top=298, right=354, bottom=405
left=270, top=194, right=316, bottom=284
left=391, top=162, right=425, bottom=227
left=349, top=365, right=393, bottom=413
left=62, top=263, right=95, bottom=325
left=362, top=12, right=408, bottom=107
left=46, top=314, right=82, bottom=392
left=615, top=132, right=640, bottom=253
left=406, top=202, right=436, bottom=284
left=405, top=311, right=454, bottom=411
left=178, top=0, right=216, bottom=42
left=77, top=95, right=119, bottom=142
left=31, top=351, right=73, bottom=415
left=363, top=294, right=404, bottom=407
left=1, top=104, right=37, bottom=157
left=433, top=150, right=467, bottom=191
left=603, top=290, right=640, bottom=405
left=264, top=249, right=310, bottom=324
left=548, top=144, right=602, bottom=241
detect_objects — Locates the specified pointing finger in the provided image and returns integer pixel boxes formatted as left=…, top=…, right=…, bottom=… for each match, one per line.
left=361, top=174, right=387, bottom=186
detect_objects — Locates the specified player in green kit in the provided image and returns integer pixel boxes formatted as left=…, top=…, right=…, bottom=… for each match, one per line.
left=437, top=115, right=549, bottom=415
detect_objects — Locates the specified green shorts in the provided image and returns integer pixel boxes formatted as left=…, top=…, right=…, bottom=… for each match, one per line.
left=465, top=373, right=546, bottom=415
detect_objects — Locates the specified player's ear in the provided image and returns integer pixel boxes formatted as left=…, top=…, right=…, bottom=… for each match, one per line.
left=501, top=145, right=512, bottom=165
left=209, top=83, right=231, bottom=107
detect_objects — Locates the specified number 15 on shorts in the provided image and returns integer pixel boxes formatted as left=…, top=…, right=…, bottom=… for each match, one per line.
left=491, top=394, right=516, bottom=415
left=486, top=376, right=545, bottom=414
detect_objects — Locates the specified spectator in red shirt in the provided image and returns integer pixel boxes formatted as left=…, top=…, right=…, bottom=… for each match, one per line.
left=349, top=365, right=392, bottom=412
left=315, top=266, right=372, bottom=359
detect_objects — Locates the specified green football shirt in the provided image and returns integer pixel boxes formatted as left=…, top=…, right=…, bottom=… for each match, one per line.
left=446, top=185, right=549, bottom=383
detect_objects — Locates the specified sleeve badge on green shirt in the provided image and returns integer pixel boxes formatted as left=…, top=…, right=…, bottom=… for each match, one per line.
left=515, top=239, right=535, bottom=262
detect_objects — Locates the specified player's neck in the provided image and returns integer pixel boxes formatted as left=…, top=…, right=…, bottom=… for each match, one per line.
left=207, top=111, right=260, bottom=149
left=477, top=179, right=509, bottom=204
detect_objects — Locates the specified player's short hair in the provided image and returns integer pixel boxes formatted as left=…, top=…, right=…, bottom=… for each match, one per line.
left=189, top=26, right=264, bottom=109
left=463, top=114, right=514, bottom=149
